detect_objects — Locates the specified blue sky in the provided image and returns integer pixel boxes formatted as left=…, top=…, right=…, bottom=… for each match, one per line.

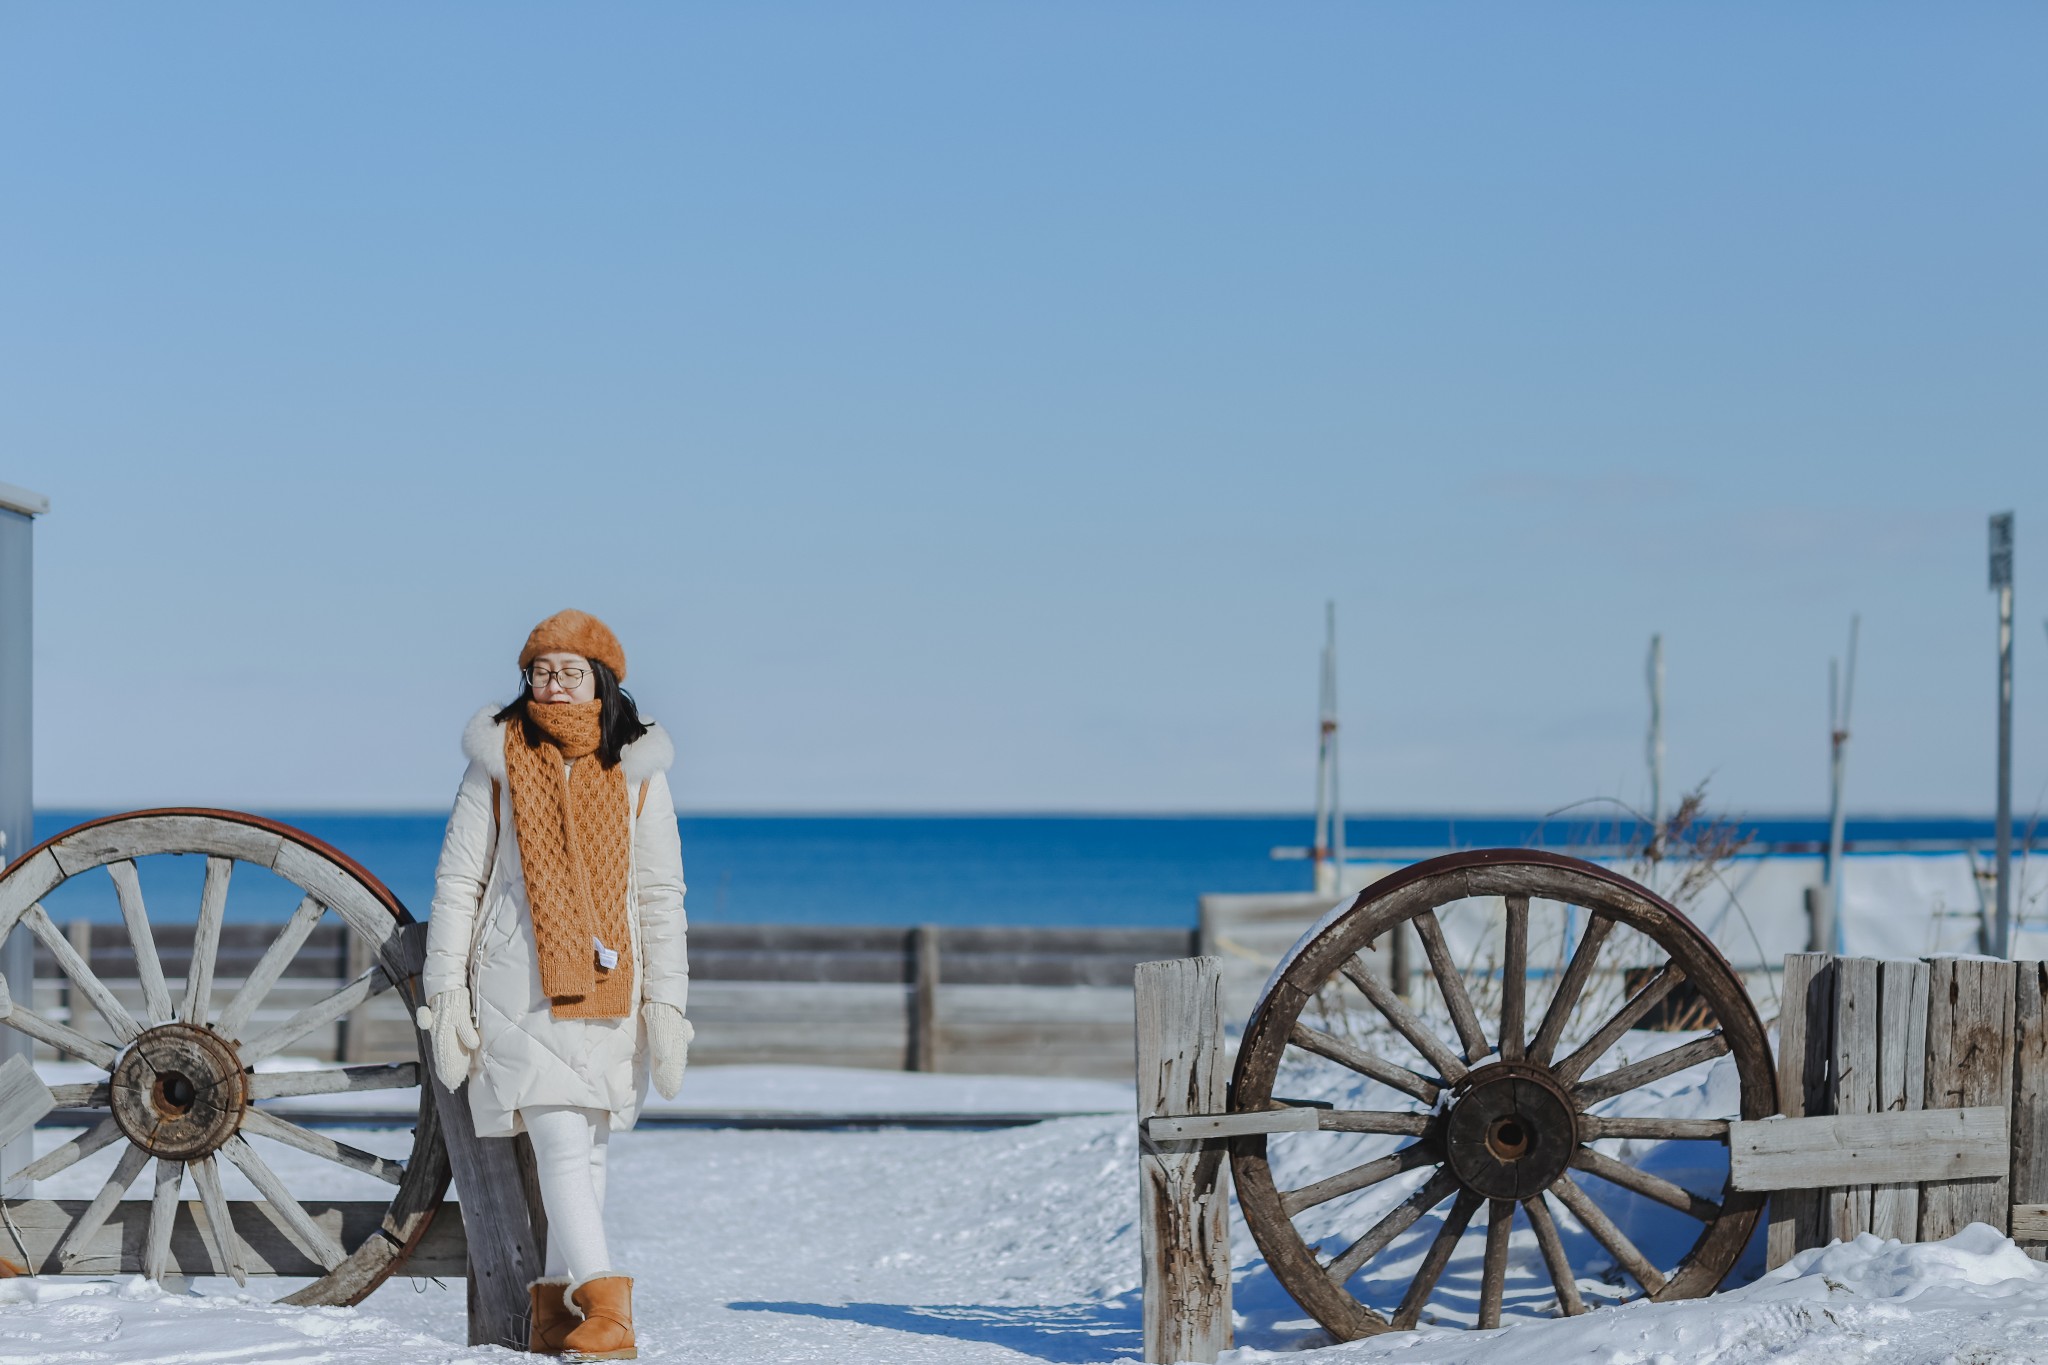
left=3, top=4, right=2043, bottom=814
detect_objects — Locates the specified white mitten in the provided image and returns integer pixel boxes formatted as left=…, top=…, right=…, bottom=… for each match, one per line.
left=644, top=1002, right=692, bottom=1100
left=415, top=989, right=480, bottom=1092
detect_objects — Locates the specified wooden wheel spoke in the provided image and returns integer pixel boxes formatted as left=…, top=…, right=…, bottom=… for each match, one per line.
left=1413, top=911, right=1490, bottom=1061
left=1315, top=1109, right=1433, bottom=1136
left=217, top=894, right=328, bottom=1042
left=1323, top=1166, right=1460, bottom=1286
left=146, top=1159, right=184, bottom=1282
left=1499, top=895, right=1528, bottom=1062
left=1522, top=1191, right=1586, bottom=1316
left=22, top=904, right=141, bottom=1043
left=241, top=1108, right=405, bottom=1186
left=220, top=1134, right=348, bottom=1270
left=238, top=968, right=393, bottom=1065
left=107, top=860, right=175, bottom=1025
left=47, top=1082, right=111, bottom=1108
left=1553, top=962, right=1687, bottom=1086
left=53, top=1142, right=150, bottom=1268
left=246, top=1061, right=419, bottom=1100
left=11, top=1115, right=122, bottom=1185
left=1528, top=915, right=1613, bottom=1065
left=1574, top=1032, right=1730, bottom=1107
left=1478, top=1198, right=1513, bottom=1329
left=0, top=970, right=117, bottom=1070
left=1282, top=1142, right=1439, bottom=1217
left=190, top=1154, right=248, bottom=1285
left=1571, top=1145, right=1722, bottom=1222
left=1289, top=1022, right=1441, bottom=1107
left=1578, top=1115, right=1731, bottom=1142
left=179, top=857, right=233, bottom=1026
left=1549, top=1173, right=1666, bottom=1296
left=1391, top=1190, right=1481, bottom=1329
left=1338, top=954, right=1468, bottom=1084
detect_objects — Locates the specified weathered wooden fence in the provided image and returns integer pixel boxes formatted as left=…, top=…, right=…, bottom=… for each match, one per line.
left=34, top=922, right=1197, bottom=1079
left=1764, top=952, right=2048, bottom=1265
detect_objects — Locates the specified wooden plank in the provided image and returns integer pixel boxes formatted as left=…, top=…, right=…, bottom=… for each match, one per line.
left=1146, top=1109, right=1318, bottom=1141
left=1920, top=958, right=2017, bottom=1240
left=1826, top=958, right=1879, bottom=1240
left=2011, top=1204, right=2048, bottom=1242
left=431, top=1050, right=541, bottom=1349
left=0, top=1198, right=465, bottom=1277
left=1873, top=959, right=1931, bottom=1243
left=1731, top=1107, right=2008, bottom=1190
left=0, top=1053, right=54, bottom=1156
left=1767, top=953, right=1832, bottom=1269
left=2012, top=962, right=2048, bottom=1259
left=1136, top=957, right=1231, bottom=1365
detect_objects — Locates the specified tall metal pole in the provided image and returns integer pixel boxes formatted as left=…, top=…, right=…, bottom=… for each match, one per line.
left=1646, top=634, right=1665, bottom=851
left=1991, top=512, right=2015, bottom=958
left=1823, top=614, right=1859, bottom=955
left=0, top=482, right=48, bottom=1194
left=1312, top=603, right=1341, bottom=897
left=1328, top=602, right=1344, bottom=883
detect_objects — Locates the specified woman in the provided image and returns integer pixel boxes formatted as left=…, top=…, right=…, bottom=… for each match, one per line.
left=419, top=609, right=690, bottom=1361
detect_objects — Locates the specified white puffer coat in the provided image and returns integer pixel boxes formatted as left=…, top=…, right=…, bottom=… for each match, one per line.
left=423, top=706, right=689, bottom=1138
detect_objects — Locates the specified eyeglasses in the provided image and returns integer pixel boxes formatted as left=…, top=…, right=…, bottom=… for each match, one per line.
left=524, top=666, right=591, bottom=689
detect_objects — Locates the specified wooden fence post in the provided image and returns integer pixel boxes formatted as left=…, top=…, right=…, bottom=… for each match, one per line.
left=1768, top=953, right=1833, bottom=1269
left=1136, top=957, right=1230, bottom=1365
left=909, top=925, right=940, bottom=1073
left=341, top=928, right=374, bottom=1064
left=1920, top=957, right=2016, bottom=1240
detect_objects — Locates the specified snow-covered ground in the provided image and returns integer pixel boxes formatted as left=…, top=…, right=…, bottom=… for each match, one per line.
left=6, top=1061, right=2048, bottom=1363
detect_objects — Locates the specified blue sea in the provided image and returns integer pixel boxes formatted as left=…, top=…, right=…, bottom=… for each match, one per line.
left=25, top=811, right=2009, bottom=928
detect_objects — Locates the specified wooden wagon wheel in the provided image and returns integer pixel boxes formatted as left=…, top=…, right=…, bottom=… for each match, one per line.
left=0, top=809, right=450, bottom=1305
left=1230, top=849, right=1776, bottom=1341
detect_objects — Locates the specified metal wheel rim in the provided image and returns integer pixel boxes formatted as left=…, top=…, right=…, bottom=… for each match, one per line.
left=1229, top=848, right=1777, bottom=1341
left=0, top=809, right=451, bottom=1305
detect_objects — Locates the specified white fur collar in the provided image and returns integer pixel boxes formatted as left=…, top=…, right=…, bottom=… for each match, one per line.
left=462, top=704, right=675, bottom=783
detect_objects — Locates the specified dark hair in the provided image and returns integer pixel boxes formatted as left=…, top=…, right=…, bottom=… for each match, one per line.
left=494, top=659, right=651, bottom=768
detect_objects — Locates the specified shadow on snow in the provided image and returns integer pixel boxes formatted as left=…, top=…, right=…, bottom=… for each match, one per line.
left=729, top=1300, right=1141, bottom=1363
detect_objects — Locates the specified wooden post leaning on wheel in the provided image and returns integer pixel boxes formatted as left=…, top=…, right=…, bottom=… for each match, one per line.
left=1136, top=956, right=1231, bottom=1365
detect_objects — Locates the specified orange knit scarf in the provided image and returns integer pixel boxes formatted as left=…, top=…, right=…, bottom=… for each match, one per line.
left=503, top=699, right=635, bottom=1019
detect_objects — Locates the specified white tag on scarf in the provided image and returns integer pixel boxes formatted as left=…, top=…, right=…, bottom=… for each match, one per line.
left=593, top=935, right=619, bottom=971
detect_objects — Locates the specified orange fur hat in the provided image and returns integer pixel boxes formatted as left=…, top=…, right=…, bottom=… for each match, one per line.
left=519, top=609, right=627, bottom=681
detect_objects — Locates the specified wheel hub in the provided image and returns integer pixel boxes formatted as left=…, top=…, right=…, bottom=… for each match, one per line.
left=1443, top=1062, right=1578, bottom=1200
left=111, top=1022, right=247, bottom=1160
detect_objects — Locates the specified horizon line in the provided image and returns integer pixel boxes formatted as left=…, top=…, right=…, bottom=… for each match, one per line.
left=30, top=804, right=2015, bottom=823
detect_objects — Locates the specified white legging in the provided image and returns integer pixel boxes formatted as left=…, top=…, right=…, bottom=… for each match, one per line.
left=522, top=1106, right=612, bottom=1282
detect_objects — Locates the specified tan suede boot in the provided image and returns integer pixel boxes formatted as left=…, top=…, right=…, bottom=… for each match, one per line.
left=562, top=1275, right=636, bottom=1362
left=528, top=1277, right=576, bottom=1355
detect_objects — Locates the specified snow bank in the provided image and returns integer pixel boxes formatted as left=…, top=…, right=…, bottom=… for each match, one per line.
left=1235, top=1225, right=2048, bottom=1365
left=13, top=1058, right=2048, bottom=1365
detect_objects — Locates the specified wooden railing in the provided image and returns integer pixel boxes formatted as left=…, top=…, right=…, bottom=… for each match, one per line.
left=34, top=921, right=1198, bottom=1078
